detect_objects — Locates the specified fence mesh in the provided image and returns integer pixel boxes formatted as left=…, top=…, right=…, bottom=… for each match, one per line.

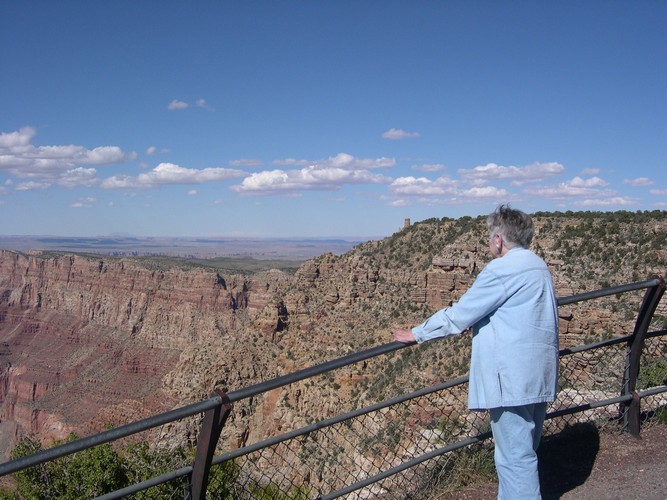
left=182, top=333, right=665, bottom=499
left=638, top=334, right=667, bottom=429
left=205, top=382, right=490, bottom=499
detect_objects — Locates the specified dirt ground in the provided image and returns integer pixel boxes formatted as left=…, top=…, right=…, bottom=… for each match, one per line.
left=456, top=423, right=667, bottom=499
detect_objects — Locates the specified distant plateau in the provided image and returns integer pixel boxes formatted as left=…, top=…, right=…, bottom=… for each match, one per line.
left=0, top=235, right=369, bottom=260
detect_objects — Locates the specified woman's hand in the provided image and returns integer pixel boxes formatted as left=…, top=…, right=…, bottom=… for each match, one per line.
left=393, top=329, right=416, bottom=343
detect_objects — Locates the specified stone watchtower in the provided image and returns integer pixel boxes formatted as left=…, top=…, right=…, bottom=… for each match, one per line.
left=403, top=218, right=411, bottom=229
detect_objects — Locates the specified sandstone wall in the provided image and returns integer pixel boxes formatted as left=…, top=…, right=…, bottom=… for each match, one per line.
left=0, top=251, right=290, bottom=452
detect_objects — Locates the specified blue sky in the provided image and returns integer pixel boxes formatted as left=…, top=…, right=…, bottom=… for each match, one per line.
left=1, top=1, right=665, bottom=239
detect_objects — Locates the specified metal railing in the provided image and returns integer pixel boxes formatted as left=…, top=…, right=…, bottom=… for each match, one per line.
left=1, top=277, right=666, bottom=499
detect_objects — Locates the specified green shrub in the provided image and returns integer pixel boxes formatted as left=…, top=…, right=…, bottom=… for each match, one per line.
left=10, top=434, right=126, bottom=500
left=638, top=356, right=667, bottom=389
left=8, top=436, right=245, bottom=499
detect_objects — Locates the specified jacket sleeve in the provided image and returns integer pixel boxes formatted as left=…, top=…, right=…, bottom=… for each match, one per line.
left=412, top=266, right=508, bottom=343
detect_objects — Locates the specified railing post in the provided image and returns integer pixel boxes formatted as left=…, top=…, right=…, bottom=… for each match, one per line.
left=189, top=390, right=233, bottom=499
left=622, top=275, right=665, bottom=436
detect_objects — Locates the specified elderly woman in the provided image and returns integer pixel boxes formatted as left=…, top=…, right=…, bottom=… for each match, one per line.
left=394, top=205, right=559, bottom=500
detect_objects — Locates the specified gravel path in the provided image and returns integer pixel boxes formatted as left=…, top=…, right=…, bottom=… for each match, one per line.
left=555, top=424, right=667, bottom=500
left=456, top=423, right=667, bottom=499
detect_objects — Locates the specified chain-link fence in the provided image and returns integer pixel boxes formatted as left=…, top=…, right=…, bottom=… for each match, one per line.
left=189, top=330, right=666, bottom=500
left=205, top=378, right=488, bottom=499
left=637, top=333, right=667, bottom=428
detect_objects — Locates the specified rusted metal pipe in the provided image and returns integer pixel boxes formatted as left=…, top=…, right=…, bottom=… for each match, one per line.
left=622, top=275, right=666, bottom=436
left=190, top=390, right=233, bottom=499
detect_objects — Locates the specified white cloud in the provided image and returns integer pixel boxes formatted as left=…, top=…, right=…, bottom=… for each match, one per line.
left=231, top=154, right=395, bottom=196
left=273, top=158, right=311, bottom=167
left=101, top=162, right=248, bottom=189
left=167, top=100, right=189, bottom=110
left=623, top=177, right=653, bottom=186
left=381, top=128, right=420, bottom=140
left=15, top=181, right=50, bottom=191
left=145, top=146, right=169, bottom=156
left=187, top=189, right=198, bottom=196
left=650, top=188, right=667, bottom=195
left=229, top=158, right=264, bottom=167
left=458, top=162, right=564, bottom=185
left=390, top=176, right=457, bottom=196
left=0, top=126, right=34, bottom=151
left=78, top=146, right=130, bottom=165
left=69, top=196, right=97, bottom=209
left=568, top=176, right=608, bottom=188
left=389, top=199, right=409, bottom=207
left=99, top=176, right=139, bottom=189
left=388, top=173, right=515, bottom=206
left=460, top=186, right=510, bottom=198
left=578, top=196, right=639, bottom=207
left=273, top=153, right=395, bottom=170
left=58, top=167, right=99, bottom=188
left=412, top=163, right=445, bottom=172
left=195, top=98, right=213, bottom=111
left=317, top=152, right=395, bottom=170
left=232, top=165, right=393, bottom=197
left=167, top=99, right=213, bottom=111
left=0, top=127, right=131, bottom=188
left=70, top=197, right=96, bottom=208
left=530, top=176, right=615, bottom=200
left=230, top=168, right=384, bottom=194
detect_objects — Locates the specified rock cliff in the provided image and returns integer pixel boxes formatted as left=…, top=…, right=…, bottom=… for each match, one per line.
left=0, top=250, right=291, bottom=452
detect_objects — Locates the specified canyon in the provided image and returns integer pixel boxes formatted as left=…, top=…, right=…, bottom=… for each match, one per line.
left=1, top=211, right=666, bottom=459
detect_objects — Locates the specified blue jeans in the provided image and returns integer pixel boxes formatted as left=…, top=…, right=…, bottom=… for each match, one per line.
left=490, top=403, right=547, bottom=500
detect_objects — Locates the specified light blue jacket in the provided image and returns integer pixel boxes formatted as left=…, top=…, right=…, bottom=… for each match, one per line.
left=412, top=247, right=559, bottom=410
